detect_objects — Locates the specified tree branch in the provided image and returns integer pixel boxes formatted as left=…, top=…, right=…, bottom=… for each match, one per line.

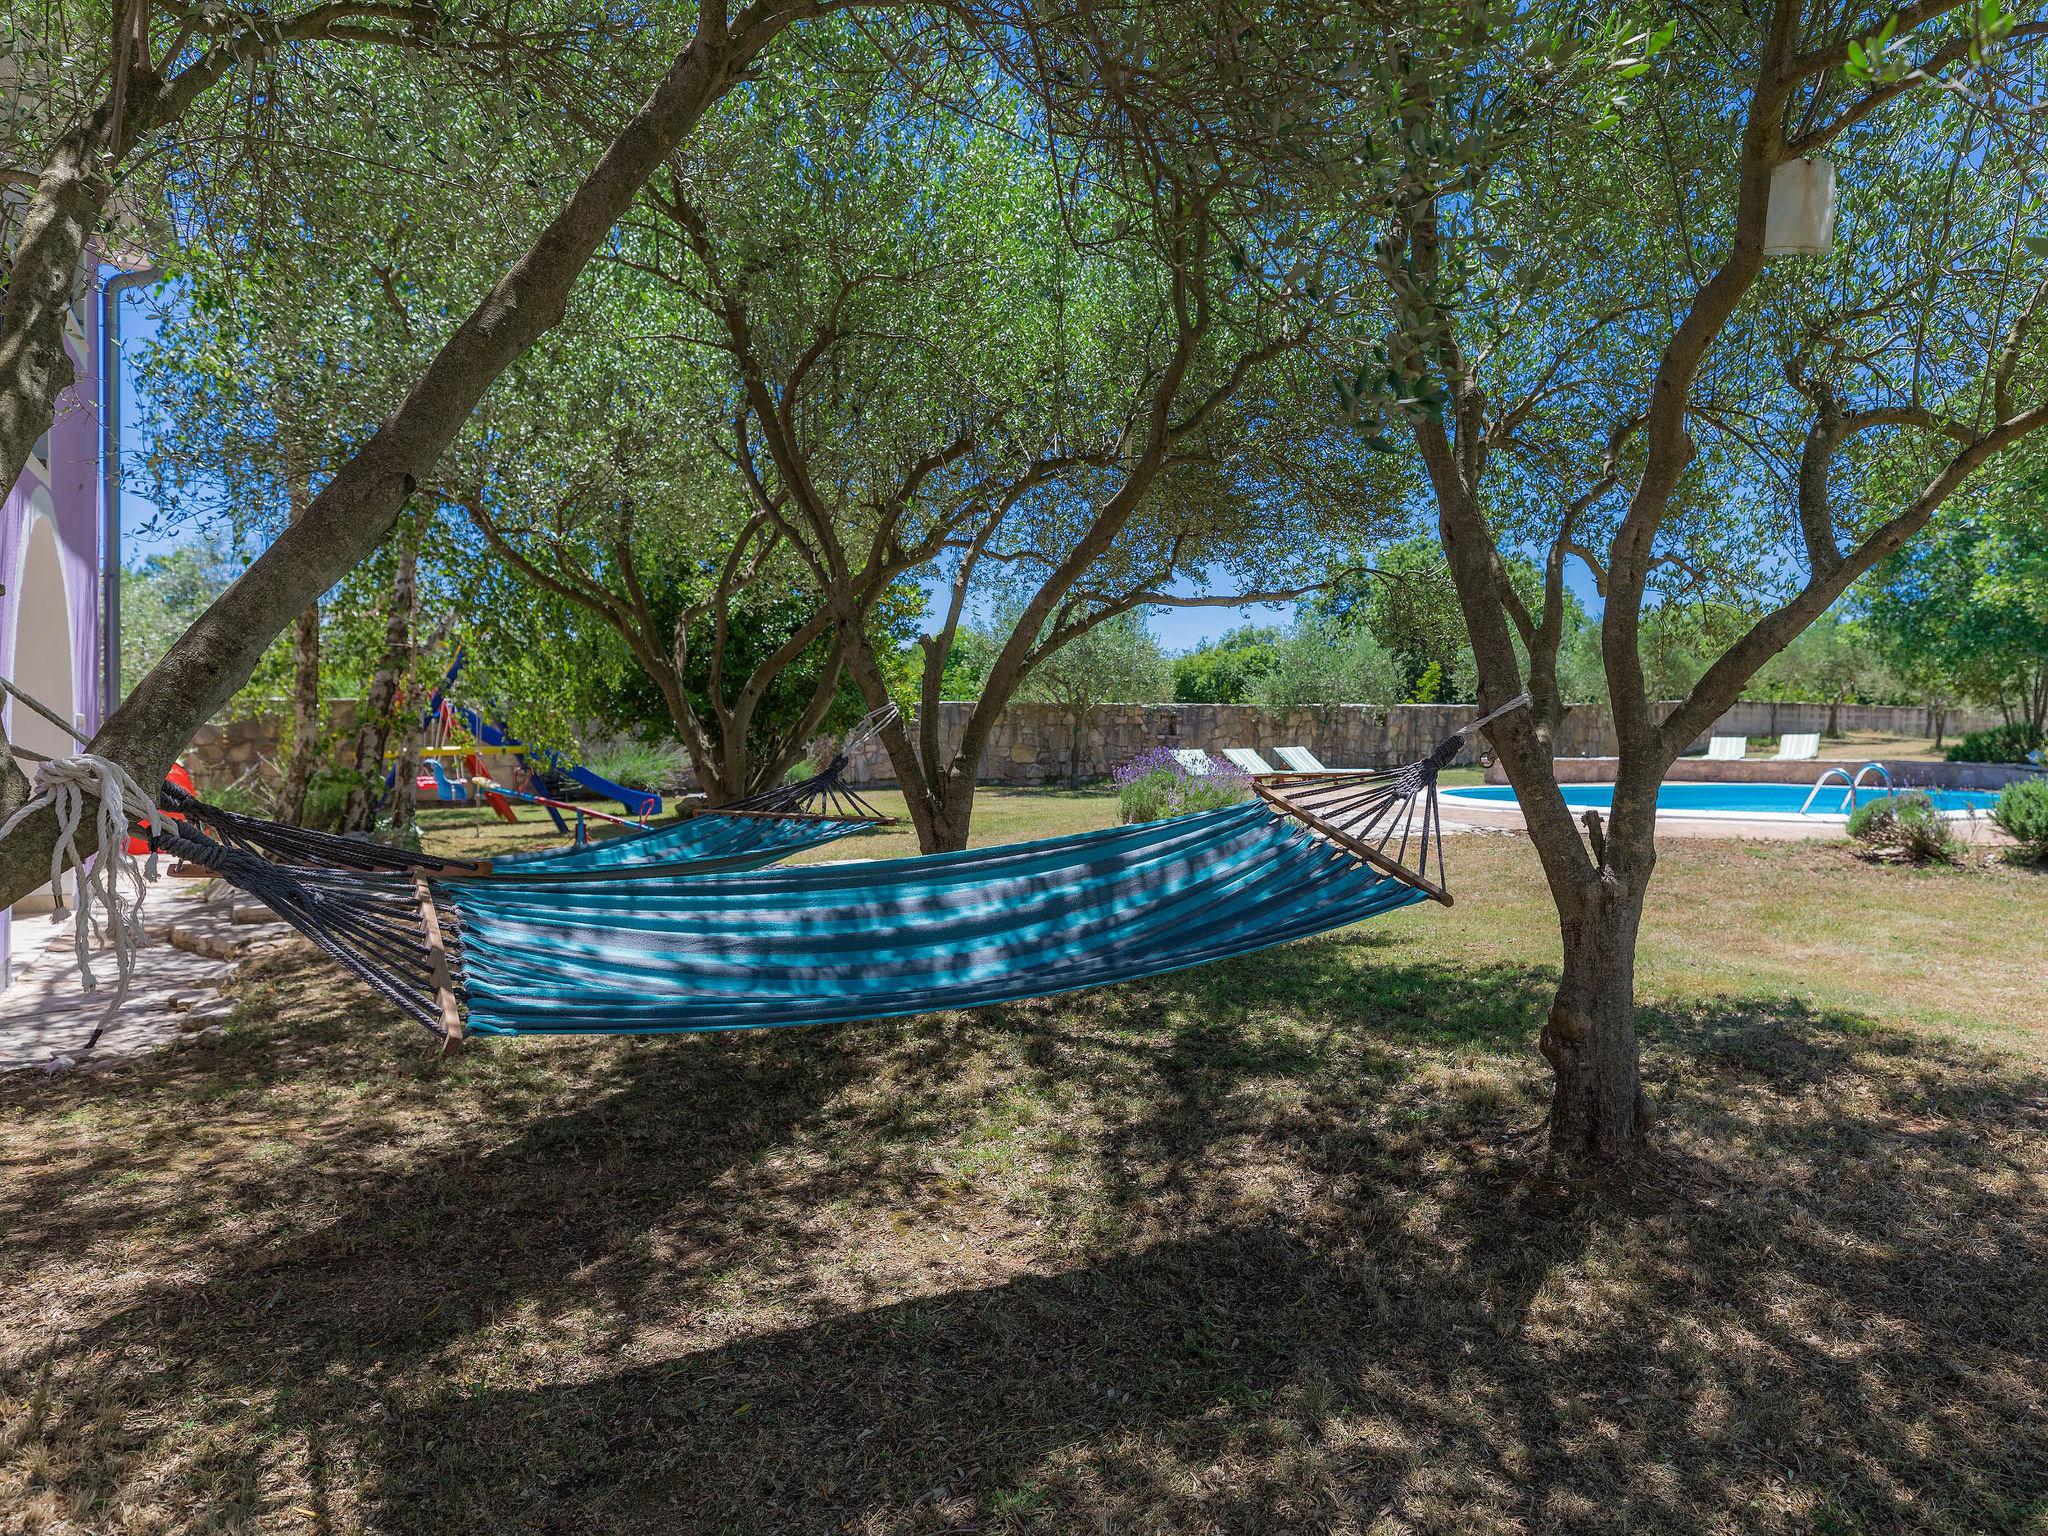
left=1664, top=398, right=2048, bottom=755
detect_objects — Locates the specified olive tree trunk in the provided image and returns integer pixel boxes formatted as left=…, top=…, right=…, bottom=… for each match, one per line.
left=0, top=123, right=108, bottom=502
left=1478, top=704, right=1664, bottom=1166
left=387, top=716, right=423, bottom=840
left=274, top=468, right=322, bottom=825
left=924, top=770, right=981, bottom=854
left=340, top=523, right=420, bottom=834
left=275, top=603, right=324, bottom=824
left=1536, top=817, right=1657, bottom=1163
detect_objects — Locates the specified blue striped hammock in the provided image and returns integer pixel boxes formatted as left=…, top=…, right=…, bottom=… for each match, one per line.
left=456, top=795, right=1436, bottom=1035
left=163, top=735, right=1477, bottom=1047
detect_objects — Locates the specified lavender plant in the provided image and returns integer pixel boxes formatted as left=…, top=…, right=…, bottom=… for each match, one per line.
left=1113, top=749, right=1253, bottom=825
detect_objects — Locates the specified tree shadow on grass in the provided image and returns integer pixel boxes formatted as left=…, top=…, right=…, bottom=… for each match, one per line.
left=361, top=978, right=2048, bottom=1535
left=4, top=939, right=2045, bottom=1533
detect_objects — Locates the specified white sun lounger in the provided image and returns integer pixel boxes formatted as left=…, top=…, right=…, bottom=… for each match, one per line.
left=1221, top=747, right=1277, bottom=774
left=1274, top=746, right=1327, bottom=773
left=1170, top=748, right=1218, bottom=776
left=1705, top=735, right=1748, bottom=760
left=1774, top=732, right=1821, bottom=761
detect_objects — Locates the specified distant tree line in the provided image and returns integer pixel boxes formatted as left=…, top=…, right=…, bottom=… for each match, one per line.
left=129, top=505, right=2036, bottom=786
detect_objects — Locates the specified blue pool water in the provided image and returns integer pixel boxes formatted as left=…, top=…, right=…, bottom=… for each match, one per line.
left=1441, top=781, right=2001, bottom=817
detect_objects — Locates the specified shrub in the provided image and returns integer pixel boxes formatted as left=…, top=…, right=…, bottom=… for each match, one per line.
left=1252, top=615, right=1402, bottom=708
left=1946, top=721, right=2045, bottom=764
left=205, top=776, right=272, bottom=819
left=1846, top=790, right=1962, bottom=864
left=1991, top=777, right=2048, bottom=861
left=1842, top=795, right=1889, bottom=841
left=372, top=819, right=425, bottom=854
left=580, top=738, right=690, bottom=791
left=1113, top=748, right=1252, bottom=824
left=299, top=767, right=361, bottom=830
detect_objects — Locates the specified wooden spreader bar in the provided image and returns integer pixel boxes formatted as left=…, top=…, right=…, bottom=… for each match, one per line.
left=413, top=872, right=466, bottom=1053
left=1252, top=775, right=1455, bottom=907
left=676, top=802, right=887, bottom=825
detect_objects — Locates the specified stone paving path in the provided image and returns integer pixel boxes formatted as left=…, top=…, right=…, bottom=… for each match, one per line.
left=1, top=876, right=296, bottom=1072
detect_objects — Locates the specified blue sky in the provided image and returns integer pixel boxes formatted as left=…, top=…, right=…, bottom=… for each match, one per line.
left=112, top=285, right=183, bottom=566
left=1142, top=593, right=1299, bottom=648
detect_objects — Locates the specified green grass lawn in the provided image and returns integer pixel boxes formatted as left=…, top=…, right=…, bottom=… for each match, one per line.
left=3, top=795, right=2045, bottom=1533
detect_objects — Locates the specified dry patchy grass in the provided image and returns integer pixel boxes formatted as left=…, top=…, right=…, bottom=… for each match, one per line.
left=1391, top=835, right=2048, bottom=1050
left=1735, top=729, right=1953, bottom=762
left=2, top=824, right=2044, bottom=1534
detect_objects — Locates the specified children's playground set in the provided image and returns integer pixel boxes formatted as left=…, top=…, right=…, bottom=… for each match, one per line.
left=410, top=680, right=665, bottom=845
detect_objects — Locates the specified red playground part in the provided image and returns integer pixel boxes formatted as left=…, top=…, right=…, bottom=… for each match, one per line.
left=466, top=751, right=521, bottom=824
left=130, top=763, right=196, bottom=854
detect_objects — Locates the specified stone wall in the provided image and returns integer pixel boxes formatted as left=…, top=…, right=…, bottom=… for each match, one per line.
left=832, top=701, right=1633, bottom=787
left=186, top=700, right=523, bottom=796
left=184, top=702, right=585, bottom=801
left=827, top=698, right=2007, bottom=788
left=1704, top=699, right=1996, bottom=739
left=184, top=702, right=359, bottom=791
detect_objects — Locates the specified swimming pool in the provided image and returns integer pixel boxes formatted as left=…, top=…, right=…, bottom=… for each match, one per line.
left=1440, top=781, right=2001, bottom=819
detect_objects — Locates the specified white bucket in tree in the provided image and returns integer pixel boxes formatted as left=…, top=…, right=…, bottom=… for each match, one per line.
left=1763, top=156, right=1837, bottom=257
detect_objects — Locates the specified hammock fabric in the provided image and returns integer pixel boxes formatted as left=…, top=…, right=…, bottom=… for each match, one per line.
left=154, top=710, right=1498, bottom=1049
left=455, top=797, right=1434, bottom=1036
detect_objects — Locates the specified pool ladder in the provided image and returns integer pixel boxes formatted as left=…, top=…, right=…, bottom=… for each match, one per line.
left=1799, top=761, right=1892, bottom=815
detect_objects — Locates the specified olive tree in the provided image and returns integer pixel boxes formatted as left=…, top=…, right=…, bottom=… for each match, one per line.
left=1866, top=446, right=2048, bottom=734
left=0, top=1, right=590, bottom=506
left=1329, top=0, right=2048, bottom=1165
left=629, top=22, right=1401, bottom=850
left=443, top=332, right=866, bottom=801
left=1014, top=610, right=1173, bottom=786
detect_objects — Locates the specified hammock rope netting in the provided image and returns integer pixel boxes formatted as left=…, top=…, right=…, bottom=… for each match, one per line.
left=149, top=703, right=1517, bottom=1049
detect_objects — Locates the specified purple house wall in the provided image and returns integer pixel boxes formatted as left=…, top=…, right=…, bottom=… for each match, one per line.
left=1, top=276, right=111, bottom=984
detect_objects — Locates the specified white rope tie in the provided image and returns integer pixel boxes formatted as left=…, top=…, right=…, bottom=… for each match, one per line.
left=1462, top=692, right=1532, bottom=736
left=0, top=754, right=174, bottom=1050
left=840, top=701, right=900, bottom=756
